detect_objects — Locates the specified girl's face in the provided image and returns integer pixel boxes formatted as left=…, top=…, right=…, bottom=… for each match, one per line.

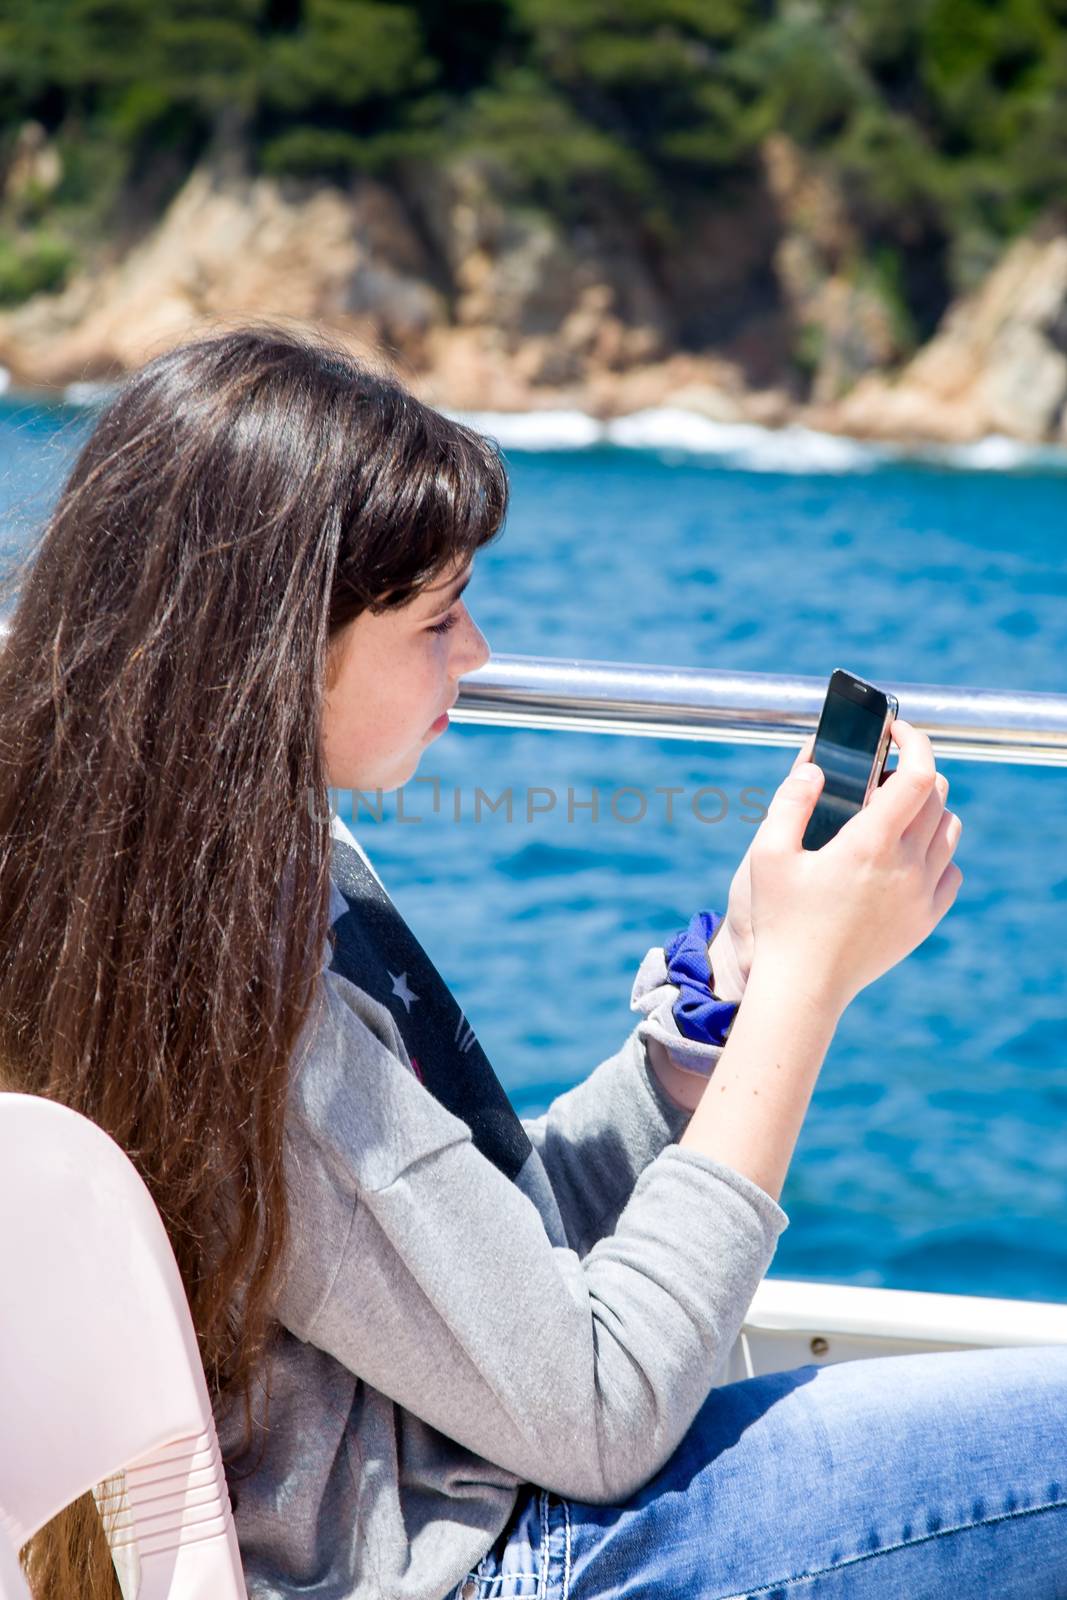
left=322, top=558, right=491, bottom=791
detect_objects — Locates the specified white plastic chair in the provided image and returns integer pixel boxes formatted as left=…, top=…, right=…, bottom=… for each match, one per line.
left=0, top=1526, right=30, bottom=1600
left=0, top=1091, right=247, bottom=1599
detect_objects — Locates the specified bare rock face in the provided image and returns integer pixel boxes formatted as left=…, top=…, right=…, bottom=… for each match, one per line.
left=1, top=141, right=1064, bottom=447
left=762, top=135, right=902, bottom=404
left=408, top=154, right=796, bottom=415
left=0, top=143, right=762, bottom=414
left=2, top=121, right=63, bottom=207
left=0, top=149, right=717, bottom=412
left=827, top=230, right=1067, bottom=443
left=407, top=155, right=672, bottom=395
left=0, top=162, right=443, bottom=386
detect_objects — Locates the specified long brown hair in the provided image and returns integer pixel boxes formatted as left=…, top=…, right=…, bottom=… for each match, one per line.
left=0, top=323, right=507, bottom=1596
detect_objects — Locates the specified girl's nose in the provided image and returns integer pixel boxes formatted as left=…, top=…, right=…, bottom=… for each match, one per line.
left=459, top=613, right=491, bottom=675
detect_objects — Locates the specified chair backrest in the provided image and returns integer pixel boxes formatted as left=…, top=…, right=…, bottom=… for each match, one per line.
left=0, top=1092, right=247, bottom=1599
left=0, top=1526, right=30, bottom=1600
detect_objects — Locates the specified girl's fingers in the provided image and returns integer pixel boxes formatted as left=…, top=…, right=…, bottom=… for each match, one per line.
left=902, top=772, right=950, bottom=856
left=866, top=719, right=938, bottom=837
left=932, top=860, right=964, bottom=920
left=789, top=733, right=816, bottom=772
left=926, top=804, right=962, bottom=876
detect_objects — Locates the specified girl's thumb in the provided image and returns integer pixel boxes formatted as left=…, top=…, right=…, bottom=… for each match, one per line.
left=762, top=762, right=823, bottom=848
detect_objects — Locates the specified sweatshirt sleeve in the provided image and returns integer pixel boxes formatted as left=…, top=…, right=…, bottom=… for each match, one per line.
left=274, top=967, right=788, bottom=1506
left=520, top=1025, right=691, bottom=1258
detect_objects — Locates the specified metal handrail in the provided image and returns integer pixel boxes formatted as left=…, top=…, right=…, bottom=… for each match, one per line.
left=455, top=654, right=1067, bottom=768
left=3, top=619, right=1062, bottom=765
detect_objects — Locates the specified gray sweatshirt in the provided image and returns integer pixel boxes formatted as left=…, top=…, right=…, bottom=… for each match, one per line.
left=218, top=825, right=789, bottom=1600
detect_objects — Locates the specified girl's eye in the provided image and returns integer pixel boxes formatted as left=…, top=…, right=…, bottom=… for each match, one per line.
left=427, top=611, right=459, bottom=635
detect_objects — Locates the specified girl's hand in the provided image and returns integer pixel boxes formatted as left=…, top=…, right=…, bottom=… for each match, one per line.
left=747, top=718, right=963, bottom=1011
left=715, top=734, right=816, bottom=1002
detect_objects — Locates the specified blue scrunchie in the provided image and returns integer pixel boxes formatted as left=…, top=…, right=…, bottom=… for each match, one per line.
left=664, top=909, right=740, bottom=1048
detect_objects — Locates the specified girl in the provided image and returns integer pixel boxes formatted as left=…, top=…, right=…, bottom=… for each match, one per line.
left=2, top=325, right=1064, bottom=1600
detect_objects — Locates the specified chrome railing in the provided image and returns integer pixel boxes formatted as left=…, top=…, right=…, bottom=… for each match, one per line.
left=3, top=619, right=1062, bottom=766
left=455, top=655, right=1067, bottom=768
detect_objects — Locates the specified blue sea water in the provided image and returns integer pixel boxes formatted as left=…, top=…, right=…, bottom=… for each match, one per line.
left=2, top=394, right=1066, bottom=1302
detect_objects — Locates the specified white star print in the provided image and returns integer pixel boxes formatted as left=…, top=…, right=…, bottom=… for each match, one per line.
left=388, top=970, right=419, bottom=1013
left=455, top=1016, right=477, bottom=1054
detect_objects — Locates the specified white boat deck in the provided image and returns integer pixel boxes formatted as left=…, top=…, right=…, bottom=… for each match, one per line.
left=723, top=1278, right=1067, bottom=1384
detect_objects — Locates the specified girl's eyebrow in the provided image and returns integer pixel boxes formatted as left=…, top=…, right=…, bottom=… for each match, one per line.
left=427, top=570, right=472, bottom=612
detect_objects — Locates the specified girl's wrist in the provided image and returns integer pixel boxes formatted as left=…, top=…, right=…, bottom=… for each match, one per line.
left=708, top=925, right=749, bottom=1005
left=746, top=946, right=852, bottom=1022
left=644, top=1036, right=706, bottom=1113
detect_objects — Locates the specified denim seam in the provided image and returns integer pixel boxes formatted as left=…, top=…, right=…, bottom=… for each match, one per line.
left=718, top=1494, right=1067, bottom=1598
left=538, top=1489, right=549, bottom=1599
left=562, top=1497, right=573, bottom=1600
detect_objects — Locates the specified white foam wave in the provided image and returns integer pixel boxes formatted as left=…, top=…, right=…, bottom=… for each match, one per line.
left=449, top=404, right=1067, bottom=475
left=0, top=366, right=10, bottom=397
left=604, top=407, right=882, bottom=473
left=447, top=404, right=881, bottom=471
left=931, top=433, right=1067, bottom=473
left=445, top=408, right=603, bottom=451
left=446, top=405, right=884, bottom=473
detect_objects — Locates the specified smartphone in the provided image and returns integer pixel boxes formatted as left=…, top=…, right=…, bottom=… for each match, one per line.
left=801, top=669, right=899, bottom=851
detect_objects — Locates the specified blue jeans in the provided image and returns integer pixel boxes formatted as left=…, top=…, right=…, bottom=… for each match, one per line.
left=447, top=1345, right=1067, bottom=1598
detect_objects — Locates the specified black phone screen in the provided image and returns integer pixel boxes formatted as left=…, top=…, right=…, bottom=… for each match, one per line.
left=802, top=688, right=890, bottom=851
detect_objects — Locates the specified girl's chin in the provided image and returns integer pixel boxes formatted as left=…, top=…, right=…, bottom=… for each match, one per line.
left=326, top=753, right=421, bottom=792
left=382, top=751, right=425, bottom=790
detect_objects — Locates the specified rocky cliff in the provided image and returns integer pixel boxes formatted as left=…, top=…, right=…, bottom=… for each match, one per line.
left=820, top=228, right=1067, bottom=445
left=0, top=134, right=1064, bottom=446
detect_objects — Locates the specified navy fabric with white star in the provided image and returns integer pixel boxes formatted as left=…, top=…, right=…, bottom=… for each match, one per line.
left=327, top=837, right=534, bottom=1183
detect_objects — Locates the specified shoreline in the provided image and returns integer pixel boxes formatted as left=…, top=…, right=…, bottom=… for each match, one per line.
left=5, top=370, right=1065, bottom=476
